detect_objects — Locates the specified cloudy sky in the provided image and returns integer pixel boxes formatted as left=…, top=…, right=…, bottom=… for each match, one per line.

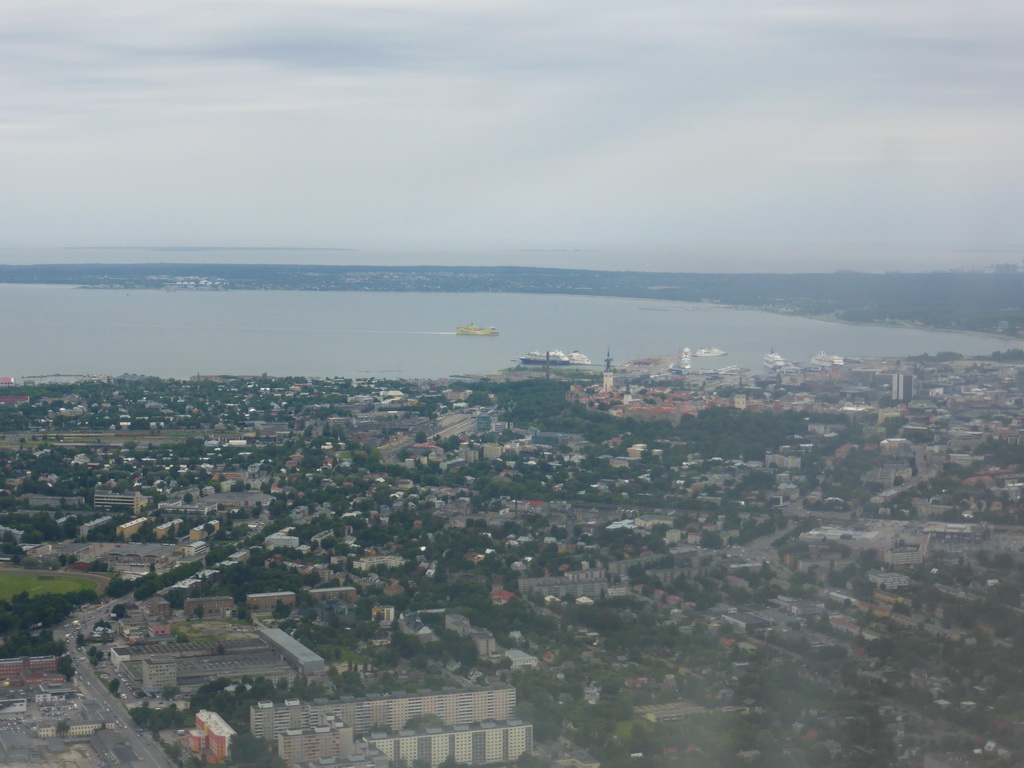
left=2, top=0, right=1022, bottom=271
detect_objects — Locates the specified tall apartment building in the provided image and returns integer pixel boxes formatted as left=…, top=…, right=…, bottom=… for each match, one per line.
left=93, top=490, right=145, bottom=515
left=892, top=373, right=914, bottom=402
left=765, top=452, right=801, bottom=470
left=366, top=719, right=532, bottom=768
left=142, top=657, right=177, bottom=693
left=276, top=719, right=354, bottom=763
left=250, top=685, right=516, bottom=740
left=188, top=710, right=235, bottom=763
left=884, top=547, right=924, bottom=566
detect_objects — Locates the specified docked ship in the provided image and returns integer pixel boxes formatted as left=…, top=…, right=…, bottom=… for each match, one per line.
left=809, top=350, right=844, bottom=367
left=764, top=350, right=788, bottom=369
left=456, top=324, right=499, bottom=336
left=669, top=347, right=692, bottom=373
left=518, top=349, right=592, bottom=366
left=693, top=347, right=727, bottom=357
left=566, top=350, right=592, bottom=365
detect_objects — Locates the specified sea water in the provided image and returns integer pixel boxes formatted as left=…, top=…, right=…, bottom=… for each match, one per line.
left=1, top=283, right=1014, bottom=380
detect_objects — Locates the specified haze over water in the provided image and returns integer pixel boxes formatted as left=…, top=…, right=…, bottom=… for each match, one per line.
left=3, top=284, right=1013, bottom=380
left=4, top=245, right=1021, bottom=274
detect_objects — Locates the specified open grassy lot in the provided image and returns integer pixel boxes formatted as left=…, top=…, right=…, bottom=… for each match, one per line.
left=171, top=618, right=257, bottom=642
left=0, top=571, right=98, bottom=601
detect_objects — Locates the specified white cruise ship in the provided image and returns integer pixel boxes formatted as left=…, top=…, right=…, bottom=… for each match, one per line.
left=693, top=347, right=727, bottom=357
left=809, top=350, right=844, bottom=367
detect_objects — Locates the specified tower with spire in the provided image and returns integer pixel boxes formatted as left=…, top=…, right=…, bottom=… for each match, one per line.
left=602, top=347, right=615, bottom=392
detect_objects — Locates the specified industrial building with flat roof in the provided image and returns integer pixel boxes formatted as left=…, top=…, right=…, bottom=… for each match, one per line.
left=259, top=627, right=326, bottom=675
left=104, top=542, right=179, bottom=571
left=112, top=637, right=297, bottom=692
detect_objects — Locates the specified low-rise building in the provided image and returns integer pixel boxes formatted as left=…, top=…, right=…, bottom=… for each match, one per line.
left=36, top=720, right=114, bottom=739
left=634, top=702, right=707, bottom=723
left=185, top=595, right=236, bottom=618
left=505, top=649, right=539, bottom=669
left=246, top=591, right=297, bottom=612
left=154, top=518, right=183, bottom=540
left=266, top=532, right=301, bottom=549
left=352, top=554, right=405, bottom=572
left=308, top=586, right=357, bottom=602
left=867, top=570, right=911, bottom=590
left=115, top=516, right=149, bottom=540
left=78, top=515, right=112, bottom=538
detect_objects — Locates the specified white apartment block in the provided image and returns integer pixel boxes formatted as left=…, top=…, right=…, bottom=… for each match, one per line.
left=250, top=685, right=516, bottom=740
left=366, top=719, right=532, bottom=768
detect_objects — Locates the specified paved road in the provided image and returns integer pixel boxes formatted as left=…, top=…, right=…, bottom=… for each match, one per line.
left=56, top=601, right=174, bottom=768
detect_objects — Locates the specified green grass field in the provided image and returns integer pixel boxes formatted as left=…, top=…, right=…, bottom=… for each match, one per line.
left=171, top=619, right=256, bottom=642
left=0, top=572, right=98, bottom=602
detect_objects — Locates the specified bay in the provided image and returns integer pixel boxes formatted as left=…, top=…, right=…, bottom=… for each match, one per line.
left=1, top=284, right=1015, bottom=380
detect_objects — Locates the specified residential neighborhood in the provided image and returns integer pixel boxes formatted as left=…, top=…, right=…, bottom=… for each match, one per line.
left=1, top=352, right=1024, bottom=768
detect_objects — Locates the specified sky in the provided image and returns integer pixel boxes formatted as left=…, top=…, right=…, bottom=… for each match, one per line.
left=2, top=0, right=1023, bottom=272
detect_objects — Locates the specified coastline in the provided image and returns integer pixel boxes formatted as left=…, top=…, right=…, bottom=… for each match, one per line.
left=798, top=310, right=1024, bottom=347
left=610, top=293, right=1024, bottom=349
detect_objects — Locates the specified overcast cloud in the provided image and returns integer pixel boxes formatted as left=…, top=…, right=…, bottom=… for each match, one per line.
left=2, top=0, right=1022, bottom=271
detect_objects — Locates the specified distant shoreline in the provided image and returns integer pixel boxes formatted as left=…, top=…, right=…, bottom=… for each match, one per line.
left=800, top=310, right=1024, bottom=346
left=616, top=294, right=1024, bottom=350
